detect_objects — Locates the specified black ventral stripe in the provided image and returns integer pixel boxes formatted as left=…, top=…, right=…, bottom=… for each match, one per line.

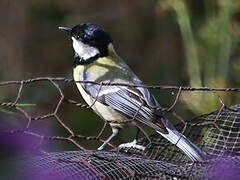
left=74, top=54, right=100, bottom=66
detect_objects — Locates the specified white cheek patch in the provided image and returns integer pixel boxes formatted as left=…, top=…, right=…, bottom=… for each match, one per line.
left=72, top=37, right=100, bottom=60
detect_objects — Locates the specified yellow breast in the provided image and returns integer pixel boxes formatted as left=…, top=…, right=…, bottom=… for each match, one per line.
left=73, top=60, right=128, bottom=128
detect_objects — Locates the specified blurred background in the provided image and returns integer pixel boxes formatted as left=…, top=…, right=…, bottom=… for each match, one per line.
left=1, top=0, right=240, bottom=165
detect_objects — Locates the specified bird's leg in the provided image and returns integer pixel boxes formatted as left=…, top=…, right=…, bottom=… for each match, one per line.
left=135, top=128, right=140, bottom=140
left=97, top=127, right=119, bottom=150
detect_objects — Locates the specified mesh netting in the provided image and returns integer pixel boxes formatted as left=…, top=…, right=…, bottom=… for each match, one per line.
left=15, top=104, right=240, bottom=179
left=133, top=104, right=240, bottom=164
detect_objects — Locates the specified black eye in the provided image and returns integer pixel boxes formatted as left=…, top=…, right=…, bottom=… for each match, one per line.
left=76, top=35, right=80, bottom=40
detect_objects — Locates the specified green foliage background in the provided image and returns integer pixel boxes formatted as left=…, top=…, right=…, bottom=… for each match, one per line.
left=1, top=0, right=240, bottom=152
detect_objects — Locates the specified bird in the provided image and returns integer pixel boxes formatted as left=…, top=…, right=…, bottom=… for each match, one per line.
left=59, top=23, right=206, bottom=162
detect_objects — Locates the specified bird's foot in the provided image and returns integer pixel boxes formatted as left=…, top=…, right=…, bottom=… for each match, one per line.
left=118, top=139, right=146, bottom=151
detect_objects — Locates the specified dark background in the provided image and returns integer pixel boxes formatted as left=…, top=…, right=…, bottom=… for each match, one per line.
left=0, top=0, right=240, bottom=158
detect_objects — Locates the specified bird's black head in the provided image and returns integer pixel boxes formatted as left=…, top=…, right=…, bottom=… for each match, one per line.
left=71, top=23, right=112, bottom=52
left=59, top=23, right=112, bottom=65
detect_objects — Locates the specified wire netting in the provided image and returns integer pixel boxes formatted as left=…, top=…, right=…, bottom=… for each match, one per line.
left=14, top=105, right=240, bottom=180
left=0, top=78, right=240, bottom=179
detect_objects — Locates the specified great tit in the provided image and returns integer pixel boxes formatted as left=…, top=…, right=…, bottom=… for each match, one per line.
left=59, top=23, right=206, bottom=162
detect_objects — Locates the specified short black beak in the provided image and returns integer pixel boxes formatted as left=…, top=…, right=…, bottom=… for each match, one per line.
left=58, top=26, right=72, bottom=33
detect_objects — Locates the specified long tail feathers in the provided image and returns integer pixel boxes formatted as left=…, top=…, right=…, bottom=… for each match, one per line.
left=157, top=128, right=206, bottom=162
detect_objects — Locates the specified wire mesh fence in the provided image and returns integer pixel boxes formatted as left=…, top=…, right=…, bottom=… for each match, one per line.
left=0, top=77, right=240, bottom=179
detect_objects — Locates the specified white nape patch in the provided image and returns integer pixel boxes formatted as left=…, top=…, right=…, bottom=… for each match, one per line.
left=118, top=139, right=146, bottom=151
left=72, top=37, right=100, bottom=60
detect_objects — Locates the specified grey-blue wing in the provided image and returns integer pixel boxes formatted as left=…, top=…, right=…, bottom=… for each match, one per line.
left=82, top=82, right=168, bottom=133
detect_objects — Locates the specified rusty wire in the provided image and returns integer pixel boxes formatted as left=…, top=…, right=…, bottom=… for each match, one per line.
left=0, top=77, right=239, bottom=151
left=0, top=77, right=240, bottom=179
